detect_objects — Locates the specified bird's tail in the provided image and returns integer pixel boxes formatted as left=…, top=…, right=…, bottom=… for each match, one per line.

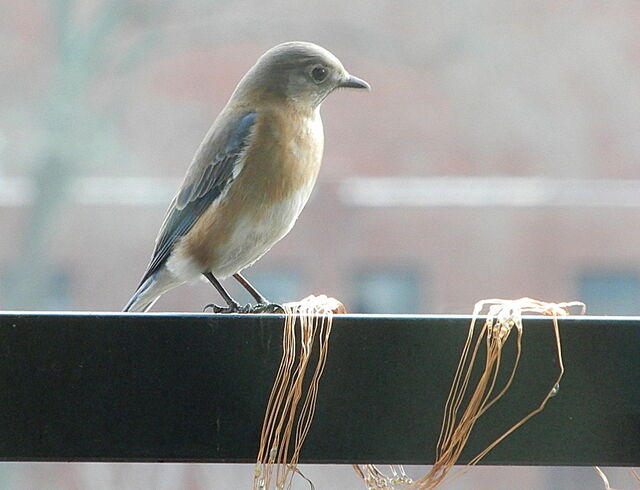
left=123, top=269, right=181, bottom=312
left=123, top=293, right=157, bottom=312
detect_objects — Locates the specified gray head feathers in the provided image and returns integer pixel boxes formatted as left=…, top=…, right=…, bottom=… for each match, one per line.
left=234, top=41, right=369, bottom=107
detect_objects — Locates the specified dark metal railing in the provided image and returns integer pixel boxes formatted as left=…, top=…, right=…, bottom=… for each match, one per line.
left=0, top=312, right=637, bottom=465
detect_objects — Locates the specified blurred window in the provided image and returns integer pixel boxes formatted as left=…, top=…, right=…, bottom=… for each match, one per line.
left=243, top=269, right=301, bottom=303
left=578, top=271, right=640, bottom=315
left=353, top=269, right=421, bottom=314
left=47, top=269, right=72, bottom=310
left=2, top=267, right=71, bottom=310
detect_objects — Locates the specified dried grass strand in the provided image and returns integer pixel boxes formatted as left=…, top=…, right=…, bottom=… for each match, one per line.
left=594, top=467, right=640, bottom=490
left=253, top=295, right=344, bottom=490
left=411, top=297, right=584, bottom=489
left=352, top=464, right=412, bottom=489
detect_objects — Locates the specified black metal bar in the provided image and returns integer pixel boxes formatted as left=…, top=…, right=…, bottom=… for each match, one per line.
left=0, top=313, right=637, bottom=465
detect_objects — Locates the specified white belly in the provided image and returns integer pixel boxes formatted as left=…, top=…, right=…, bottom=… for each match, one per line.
left=212, top=186, right=313, bottom=278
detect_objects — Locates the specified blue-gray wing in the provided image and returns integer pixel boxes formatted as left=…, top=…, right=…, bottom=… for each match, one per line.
left=138, top=112, right=256, bottom=285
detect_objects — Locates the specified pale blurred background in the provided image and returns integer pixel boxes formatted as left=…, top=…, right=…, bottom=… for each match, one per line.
left=1, top=0, right=639, bottom=488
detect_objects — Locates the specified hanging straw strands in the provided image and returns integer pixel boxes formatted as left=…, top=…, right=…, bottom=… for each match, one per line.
left=410, top=297, right=585, bottom=489
left=350, top=297, right=584, bottom=489
left=252, top=294, right=587, bottom=489
left=352, top=463, right=413, bottom=489
left=253, top=295, right=346, bottom=490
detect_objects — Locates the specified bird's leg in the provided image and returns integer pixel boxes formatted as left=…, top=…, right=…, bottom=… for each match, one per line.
left=203, top=272, right=250, bottom=313
left=232, top=273, right=284, bottom=313
left=233, top=273, right=269, bottom=303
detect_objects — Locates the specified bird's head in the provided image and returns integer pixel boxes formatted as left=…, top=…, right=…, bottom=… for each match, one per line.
left=237, top=41, right=370, bottom=108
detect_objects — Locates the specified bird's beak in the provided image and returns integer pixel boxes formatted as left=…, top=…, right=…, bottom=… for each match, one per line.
left=339, top=74, right=371, bottom=90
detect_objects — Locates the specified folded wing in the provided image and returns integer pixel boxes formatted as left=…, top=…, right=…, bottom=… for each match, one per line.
left=137, top=112, right=257, bottom=287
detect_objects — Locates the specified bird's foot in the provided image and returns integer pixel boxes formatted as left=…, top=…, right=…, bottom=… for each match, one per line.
left=203, top=301, right=252, bottom=314
left=247, top=302, right=285, bottom=314
left=203, top=301, right=284, bottom=314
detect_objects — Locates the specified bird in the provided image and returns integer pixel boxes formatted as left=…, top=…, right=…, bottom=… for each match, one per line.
left=124, top=41, right=369, bottom=313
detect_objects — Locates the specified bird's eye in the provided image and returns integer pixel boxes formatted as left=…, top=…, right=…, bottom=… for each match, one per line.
left=310, top=66, right=328, bottom=83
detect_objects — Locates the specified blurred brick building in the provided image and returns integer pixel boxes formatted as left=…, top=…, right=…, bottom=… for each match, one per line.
left=3, top=27, right=640, bottom=314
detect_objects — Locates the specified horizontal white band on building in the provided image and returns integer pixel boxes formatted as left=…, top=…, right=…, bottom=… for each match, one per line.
left=2, top=175, right=640, bottom=208
left=339, top=176, right=640, bottom=208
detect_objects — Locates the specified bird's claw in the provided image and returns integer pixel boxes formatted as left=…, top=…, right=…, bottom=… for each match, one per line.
left=203, top=302, right=284, bottom=314
left=250, top=302, right=285, bottom=314
left=203, top=301, right=250, bottom=313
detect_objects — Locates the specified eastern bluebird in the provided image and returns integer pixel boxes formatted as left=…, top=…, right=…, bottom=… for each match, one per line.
left=124, top=41, right=369, bottom=313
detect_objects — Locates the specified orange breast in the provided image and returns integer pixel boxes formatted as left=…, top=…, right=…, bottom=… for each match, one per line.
left=182, top=105, right=324, bottom=272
